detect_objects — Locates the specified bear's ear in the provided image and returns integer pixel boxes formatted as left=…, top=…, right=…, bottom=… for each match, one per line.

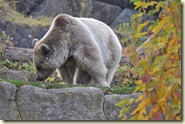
left=40, top=44, right=50, bottom=56
left=32, top=38, right=39, bottom=47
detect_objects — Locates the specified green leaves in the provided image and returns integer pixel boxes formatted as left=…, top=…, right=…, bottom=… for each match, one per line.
left=132, top=13, right=144, bottom=20
left=116, top=98, right=134, bottom=119
left=2, top=31, right=7, bottom=38
left=137, top=21, right=150, bottom=32
left=156, top=1, right=164, bottom=12
left=134, top=1, right=158, bottom=10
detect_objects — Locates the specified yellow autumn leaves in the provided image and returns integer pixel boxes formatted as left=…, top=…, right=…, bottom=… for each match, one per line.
left=117, top=0, right=181, bottom=120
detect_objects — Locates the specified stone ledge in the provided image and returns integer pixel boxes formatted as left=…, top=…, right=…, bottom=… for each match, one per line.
left=0, top=82, right=20, bottom=120
left=0, top=81, right=141, bottom=120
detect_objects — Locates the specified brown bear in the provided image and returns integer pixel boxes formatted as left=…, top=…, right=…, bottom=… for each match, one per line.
left=32, top=14, right=122, bottom=87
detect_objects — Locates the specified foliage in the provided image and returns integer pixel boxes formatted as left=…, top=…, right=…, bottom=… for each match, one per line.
left=110, top=85, right=137, bottom=94
left=79, top=0, right=88, bottom=17
left=0, top=31, right=13, bottom=58
left=2, top=79, right=45, bottom=88
left=115, top=19, right=149, bottom=49
left=114, top=65, right=139, bottom=86
left=116, top=98, right=135, bottom=120
left=3, top=78, right=136, bottom=94
left=0, top=59, right=36, bottom=72
left=117, top=0, right=181, bottom=120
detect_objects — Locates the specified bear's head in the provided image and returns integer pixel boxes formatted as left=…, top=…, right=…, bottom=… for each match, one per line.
left=32, top=14, right=71, bottom=81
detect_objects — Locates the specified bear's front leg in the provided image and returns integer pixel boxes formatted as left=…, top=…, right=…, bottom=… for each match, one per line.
left=57, top=57, right=77, bottom=84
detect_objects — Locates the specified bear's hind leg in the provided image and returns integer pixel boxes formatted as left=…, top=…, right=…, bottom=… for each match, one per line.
left=76, top=47, right=110, bottom=87
left=75, top=69, right=91, bottom=85
left=86, top=64, right=110, bottom=88
left=106, top=67, right=117, bottom=85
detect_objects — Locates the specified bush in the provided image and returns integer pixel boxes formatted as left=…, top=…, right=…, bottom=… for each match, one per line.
left=0, top=59, right=36, bottom=72
left=0, top=31, right=13, bottom=58
left=117, top=0, right=181, bottom=120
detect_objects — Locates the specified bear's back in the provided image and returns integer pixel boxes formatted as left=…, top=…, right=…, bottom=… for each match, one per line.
left=74, top=17, right=122, bottom=67
left=78, top=18, right=112, bottom=44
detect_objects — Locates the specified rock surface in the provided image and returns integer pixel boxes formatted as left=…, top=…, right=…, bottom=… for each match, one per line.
left=15, top=0, right=47, bottom=16
left=82, top=0, right=122, bottom=25
left=2, top=47, right=33, bottom=62
left=29, top=0, right=81, bottom=18
left=0, top=82, right=20, bottom=120
left=0, top=69, right=31, bottom=81
left=0, top=20, right=48, bottom=48
left=16, top=85, right=106, bottom=120
left=110, top=8, right=138, bottom=28
left=104, top=93, right=141, bottom=120
left=95, top=0, right=134, bottom=9
left=14, top=0, right=122, bottom=25
left=15, top=0, right=81, bottom=17
left=110, top=8, right=156, bottom=28
left=119, top=56, right=130, bottom=65
left=0, top=81, right=142, bottom=120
